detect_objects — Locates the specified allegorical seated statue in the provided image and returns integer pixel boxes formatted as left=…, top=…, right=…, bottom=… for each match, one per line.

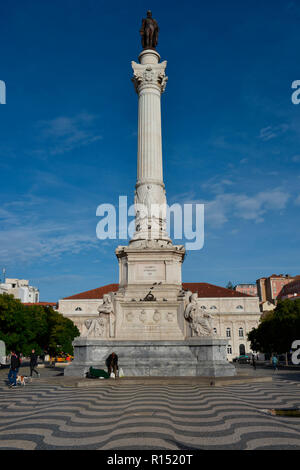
left=140, top=10, right=159, bottom=50
left=184, top=293, right=214, bottom=337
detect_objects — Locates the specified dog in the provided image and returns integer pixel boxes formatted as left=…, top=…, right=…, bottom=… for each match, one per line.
left=16, top=375, right=29, bottom=386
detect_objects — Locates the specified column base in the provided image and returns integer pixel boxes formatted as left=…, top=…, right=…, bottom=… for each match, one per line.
left=65, top=339, right=236, bottom=378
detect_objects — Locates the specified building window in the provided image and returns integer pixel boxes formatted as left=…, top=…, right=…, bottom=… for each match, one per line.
left=227, top=345, right=232, bottom=354
left=213, top=328, right=217, bottom=334
left=236, top=305, right=243, bottom=310
left=200, top=305, right=206, bottom=309
left=226, top=328, right=231, bottom=338
left=210, top=306, right=217, bottom=310
left=239, top=327, right=244, bottom=337
left=75, top=307, right=82, bottom=311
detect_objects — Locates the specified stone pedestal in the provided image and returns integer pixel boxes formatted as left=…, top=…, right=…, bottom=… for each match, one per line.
left=64, top=338, right=236, bottom=378
left=116, top=241, right=185, bottom=288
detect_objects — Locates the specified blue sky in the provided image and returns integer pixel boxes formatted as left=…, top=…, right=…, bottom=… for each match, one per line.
left=0, top=0, right=299, bottom=301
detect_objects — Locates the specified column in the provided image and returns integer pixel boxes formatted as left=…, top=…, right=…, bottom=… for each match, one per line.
left=131, top=49, right=170, bottom=242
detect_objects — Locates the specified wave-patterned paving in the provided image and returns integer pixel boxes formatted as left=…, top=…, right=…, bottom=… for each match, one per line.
left=1, top=378, right=300, bottom=450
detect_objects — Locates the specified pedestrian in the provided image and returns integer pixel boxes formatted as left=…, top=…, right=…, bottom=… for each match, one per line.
left=272, top=355, right=278, bottom=371
left=252, top=355, right=256, bottom=370
left=29, top=349, right=40, bottom=377
left=8, top=350, right=20, bottom=388
left=106, top=352, right=118, bottom=378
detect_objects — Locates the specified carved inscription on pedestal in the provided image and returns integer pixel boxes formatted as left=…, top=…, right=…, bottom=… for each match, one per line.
left=136, top=263, right=165, bottom=281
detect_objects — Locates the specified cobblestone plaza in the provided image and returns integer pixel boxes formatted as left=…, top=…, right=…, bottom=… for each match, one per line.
left=1, top=364, right=300, bottom=451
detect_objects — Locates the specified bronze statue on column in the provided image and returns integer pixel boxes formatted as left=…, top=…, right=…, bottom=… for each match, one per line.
left=140, top=10, right=159, bottom=50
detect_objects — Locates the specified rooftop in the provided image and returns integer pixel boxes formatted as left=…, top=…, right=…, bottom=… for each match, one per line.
left=23, top=302, right=58, bottom=307
left=62, top=282, right=253, bottom=300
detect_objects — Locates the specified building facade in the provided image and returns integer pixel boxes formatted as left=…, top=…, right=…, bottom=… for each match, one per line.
left=278, top=277, right=300, bottom=300
left=58, top=282, right=261, bottom=361
left=256, top=274, right=299, bottom=312
left=234, top=284, right=258, bottom=297
left=256, top=274, right=295, bottom=303
left=0, top=278, right=39, bottom=303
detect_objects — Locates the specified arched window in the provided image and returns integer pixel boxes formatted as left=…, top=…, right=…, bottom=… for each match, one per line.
left=239, top=327, right=244, bottom=338
left=226, top=327, right=231, bottom=338
left=75, top=307, right=82, bottom=311
left=213, top=328, right=217, bottom=334
left=239, top=344, right=246, bottom=356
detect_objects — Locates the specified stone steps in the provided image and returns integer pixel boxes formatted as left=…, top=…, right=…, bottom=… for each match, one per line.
left=38, top=374, right=272, bottom=388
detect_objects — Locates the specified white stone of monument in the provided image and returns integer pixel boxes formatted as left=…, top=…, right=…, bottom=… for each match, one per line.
left=129, top=49, right=170, bottom=244
left=65, top=24, right=236, bottom=378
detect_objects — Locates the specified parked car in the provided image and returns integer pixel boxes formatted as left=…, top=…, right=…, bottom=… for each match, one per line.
left=0, top=340, right=6, bottom=368
left=50, top=354, right=74, bottom=363
left=0, top=356, right=6, bottom=368
left=232, top=355, right=250, bottom=364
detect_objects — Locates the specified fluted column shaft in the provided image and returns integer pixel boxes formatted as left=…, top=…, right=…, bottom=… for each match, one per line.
left=137, top=87, right=163, bottom=183
left=131, top=49, right=170, bottom=243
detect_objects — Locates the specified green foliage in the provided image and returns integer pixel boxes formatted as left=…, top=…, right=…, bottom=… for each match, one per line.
left=247, top=299, right=300, bottom=354
left=226, top=281, right=234, bottom=290
left=0, top=294, right=80, bottom=355
left=43, top=306, right=80, bottom=355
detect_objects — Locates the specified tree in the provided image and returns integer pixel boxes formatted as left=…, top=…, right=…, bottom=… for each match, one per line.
left=226, top=281, right=234, bottom=290
left=0, top=293, right=79, bottom=356
left=248, top=299, right=300, bottom=361
left=43, top=306, right=80, bottom=355
left=0, top=294, right=48, bottom=355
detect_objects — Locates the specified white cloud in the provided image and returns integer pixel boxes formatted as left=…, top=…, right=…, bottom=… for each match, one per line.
left=259, top=124, right=289, bottom=142
left=201, top=178, right=234, bottom=195
left=0, top=196, right=99, bottom=264
left=35, top=112, right=103, bottom=155
left=0, top=223, right=98, bottom=264
left=180, top=189, right=290, bottom=228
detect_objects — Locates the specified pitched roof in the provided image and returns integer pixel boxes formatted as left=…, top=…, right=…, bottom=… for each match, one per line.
left=279, top=278, right=300, bottom=297
left=62, top=282, right=252, bottom=300
left=23, top=302, right=58, bottom=307
left=182, top=283, right=252, bottom=298
left=63, top=284, right=119, bottom=300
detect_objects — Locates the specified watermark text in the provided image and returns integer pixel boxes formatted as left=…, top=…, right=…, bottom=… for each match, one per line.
left=96, top=196, right=204, bottom=251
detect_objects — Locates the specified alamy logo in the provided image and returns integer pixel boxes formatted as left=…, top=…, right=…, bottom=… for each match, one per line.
left=291, top=81, right=300, bottom=105
left=0, top=80, right=6, bottom=104
left=291, top=340, right=300, bottom=365
left=96, top=196, right=205, bottom=251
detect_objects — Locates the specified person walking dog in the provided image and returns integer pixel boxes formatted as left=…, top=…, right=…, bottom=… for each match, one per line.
left=8, top=351, right=20, bottom=388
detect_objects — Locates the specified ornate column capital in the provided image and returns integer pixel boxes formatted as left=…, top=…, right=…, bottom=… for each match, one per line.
left=131, top=61, right=168, bottom=94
